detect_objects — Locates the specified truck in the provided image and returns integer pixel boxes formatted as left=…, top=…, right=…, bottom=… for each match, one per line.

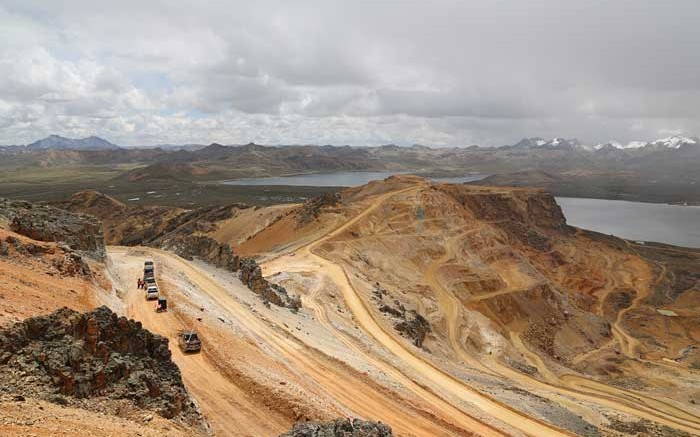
left=145, top=285, right=159, bottom=300
left=178, top=330, right=201, bottom=353
left=144, top=265, right=154, bottom=277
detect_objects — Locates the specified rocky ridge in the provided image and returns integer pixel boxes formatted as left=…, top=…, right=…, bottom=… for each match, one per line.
left=0, top=306, right=205, bottom=428
left=0, top=198, right=105, bottom=259
left=239, top=258, right=302, bottom=310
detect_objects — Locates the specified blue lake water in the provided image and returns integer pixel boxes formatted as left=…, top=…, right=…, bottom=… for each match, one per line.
left=221, top=171, right=487, bottom=186
left=556, top=197, right=700, bottom=248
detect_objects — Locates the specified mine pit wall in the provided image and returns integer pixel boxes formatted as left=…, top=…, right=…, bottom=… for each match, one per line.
left=434, top=187, right=618, bottom=364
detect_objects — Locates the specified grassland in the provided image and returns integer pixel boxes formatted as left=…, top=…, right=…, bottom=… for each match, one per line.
left=0, top=165, right=339, bottom=207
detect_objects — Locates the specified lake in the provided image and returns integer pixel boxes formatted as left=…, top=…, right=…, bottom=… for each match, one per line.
left=222, top=171, right=700, bottom=248
left=557, top=197, right=700, bottom=248
left=221, top=171, right=487, bottom=187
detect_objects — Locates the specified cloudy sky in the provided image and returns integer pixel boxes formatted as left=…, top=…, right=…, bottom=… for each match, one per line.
left=1, top=0, right=699, bottom=146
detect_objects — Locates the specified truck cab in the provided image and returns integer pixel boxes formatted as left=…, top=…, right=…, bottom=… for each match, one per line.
left=178, top=331, right=201, bottom=353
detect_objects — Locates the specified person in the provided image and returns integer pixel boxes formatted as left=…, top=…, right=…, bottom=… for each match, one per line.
left=137, top=278, right=142, bottom=289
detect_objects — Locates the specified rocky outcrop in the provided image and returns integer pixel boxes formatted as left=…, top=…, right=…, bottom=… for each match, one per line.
left=394, top=312, right=431, bottom=348
left=0, top=306, right=203, bottom=426
left=158, top=234, right=240, bottom=271
left=440, top=187, right=571, bottom=251
left=373, top=288, right=430, bottom=348
left=297, top=192, right=341, bottom=227
left=0, top=198, right=105, bottom=259
left=0, top=233, right=93, bottom=278
left=280, top=418, right=393, bottom=437
left=239, top=258, right=301, bottom=311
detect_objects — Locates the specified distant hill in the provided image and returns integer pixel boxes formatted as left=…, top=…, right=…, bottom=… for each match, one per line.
left=27, top=135, right=120, bottom=150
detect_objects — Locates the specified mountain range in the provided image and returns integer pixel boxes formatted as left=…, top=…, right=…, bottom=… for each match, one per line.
left=2, top=133, right=700, bottom=205
left=3, top=134, right=700, bottom=151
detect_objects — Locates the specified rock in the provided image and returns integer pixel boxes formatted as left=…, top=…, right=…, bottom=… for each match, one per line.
left=158, top=234, right=239, bottom=271
left=394, top=311, right=431, bottom=348
left=239, top=258, right=302, bottom=311
left=0, top=198, right=105, bottom=259
left=48, top=395, right=68, bottom=406
left=0, top=306, right=204, bottom=427
left=280, top=418, right=393, bottom=437
left=296, top=193, right=341, bottom=227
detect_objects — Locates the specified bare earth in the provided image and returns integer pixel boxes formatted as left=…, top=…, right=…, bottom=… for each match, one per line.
left=2, top=175, right=700, bottom=436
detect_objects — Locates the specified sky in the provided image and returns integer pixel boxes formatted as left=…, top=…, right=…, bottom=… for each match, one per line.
left=1, top=0, right=700, bottom=147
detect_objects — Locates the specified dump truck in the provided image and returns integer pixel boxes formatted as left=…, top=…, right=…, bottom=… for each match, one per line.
left=178, top=330, right=201, bottom=353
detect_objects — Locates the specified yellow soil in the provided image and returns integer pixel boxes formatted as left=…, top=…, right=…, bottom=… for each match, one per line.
left=0, top=229, right=99, bottom=326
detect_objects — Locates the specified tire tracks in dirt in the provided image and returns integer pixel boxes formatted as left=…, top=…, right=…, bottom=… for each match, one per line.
left=110, top=246, right=478, bottom=437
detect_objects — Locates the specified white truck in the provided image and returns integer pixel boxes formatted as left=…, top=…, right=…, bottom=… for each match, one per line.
left=145, top=285, right=159, bottom=300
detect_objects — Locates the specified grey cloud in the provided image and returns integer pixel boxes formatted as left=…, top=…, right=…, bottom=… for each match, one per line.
left=1, top=0, right=700, bottom=146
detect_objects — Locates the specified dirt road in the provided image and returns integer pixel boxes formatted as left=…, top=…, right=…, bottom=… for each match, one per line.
left=109, top=247, right=289, bottom=437
left=108, top=246, right=485, bottom=437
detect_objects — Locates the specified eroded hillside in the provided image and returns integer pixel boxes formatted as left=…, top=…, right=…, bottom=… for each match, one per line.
left=237, top=176, right=700, bottom=436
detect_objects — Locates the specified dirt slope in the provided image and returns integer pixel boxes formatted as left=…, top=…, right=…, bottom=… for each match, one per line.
left=247, top=176, right=700, bottom=436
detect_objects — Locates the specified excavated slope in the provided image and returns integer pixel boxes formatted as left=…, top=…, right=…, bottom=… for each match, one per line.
left=245, top=175, right=700, bottom=436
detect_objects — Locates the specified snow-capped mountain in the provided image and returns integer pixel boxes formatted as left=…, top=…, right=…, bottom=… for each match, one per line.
left=511, top=137, right=582, bottom=149
left=648, top=136, right=698, bottom=149
left=593, top=135, right=698, bottom=151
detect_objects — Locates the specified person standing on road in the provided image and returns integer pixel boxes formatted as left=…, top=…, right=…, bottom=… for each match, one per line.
left=137, top=278, right=142, bottom=289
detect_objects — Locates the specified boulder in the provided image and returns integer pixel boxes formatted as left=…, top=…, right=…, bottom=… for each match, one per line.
left=280, top=418, right=393, bottom=437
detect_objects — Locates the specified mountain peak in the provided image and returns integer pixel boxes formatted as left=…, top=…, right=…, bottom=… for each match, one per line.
left=650, top=135, right=698, bottom=149
left=27, top=135, right=120, bottom=151
left=512, top=137, right=581, bottom=149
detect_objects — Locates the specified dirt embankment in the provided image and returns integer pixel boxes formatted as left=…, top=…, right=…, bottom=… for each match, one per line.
left=0, top=198, right=115, bottom=326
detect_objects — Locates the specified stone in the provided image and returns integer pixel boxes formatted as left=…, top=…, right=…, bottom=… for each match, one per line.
left=280, top=418, right=393, bottom=437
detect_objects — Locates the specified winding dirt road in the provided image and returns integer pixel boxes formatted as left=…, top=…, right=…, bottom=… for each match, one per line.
left=109, top=246, right=490, bottom=437
left=268, top=186, right=580, bottom=437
